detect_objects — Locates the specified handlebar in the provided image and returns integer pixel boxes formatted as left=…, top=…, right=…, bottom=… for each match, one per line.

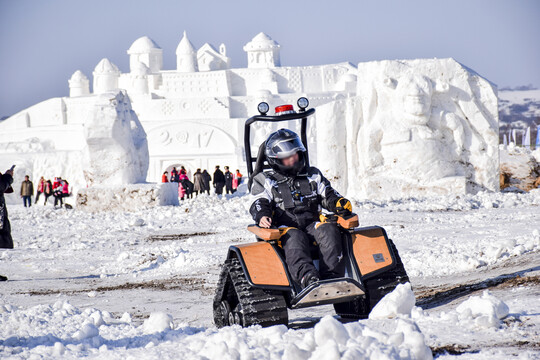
left=248, top=213, right=359, bottom=241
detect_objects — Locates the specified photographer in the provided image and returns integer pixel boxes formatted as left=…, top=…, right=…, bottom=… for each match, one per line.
left=0, top=167, right=14, bottom=281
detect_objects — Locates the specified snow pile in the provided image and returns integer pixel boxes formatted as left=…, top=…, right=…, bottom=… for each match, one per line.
left=143, top=312, right=174, bottom=334
left=500, top=143, right=540, bottom=192
left=317, top=58, right=499, bottom=200
left=0, top=301, right=107, bottom=353
left=76, top=183, right=179, bottom=211
left=456, top=290, right=509, bottom=329
left=0, top=301, right=432, bottom=359
left=369, top=282, right=416, bottom=319
left=72, top=323, right=100, bottom=341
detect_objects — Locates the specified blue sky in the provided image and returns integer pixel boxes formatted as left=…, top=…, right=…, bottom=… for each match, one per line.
left=1, top=0, right=539, bottom=117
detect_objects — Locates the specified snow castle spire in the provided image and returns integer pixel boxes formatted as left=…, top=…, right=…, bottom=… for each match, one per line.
left=127, top=36, right=163, bottom=73
left=68, top=70, right=90, bottom=97
left=92, top=58, right=120, bottom=94
left=243, top=32, right=281, bottom=69
left=176, top=31, right=198, bottom=73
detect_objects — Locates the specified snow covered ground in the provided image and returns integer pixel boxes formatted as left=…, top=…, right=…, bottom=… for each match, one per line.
left=0, top=190, right=539, bottom=359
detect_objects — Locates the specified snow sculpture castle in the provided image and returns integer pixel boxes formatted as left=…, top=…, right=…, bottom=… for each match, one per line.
left=0, top=32, right=499, bottom=199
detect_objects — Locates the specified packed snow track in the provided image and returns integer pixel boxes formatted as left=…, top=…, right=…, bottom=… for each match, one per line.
left=0, top=191, right=539, bottom=359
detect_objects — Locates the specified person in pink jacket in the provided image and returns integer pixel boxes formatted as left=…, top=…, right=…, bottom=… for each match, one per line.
left=178, top=173, right=188, bottom=200
left=35, top=177, right=45, bottom=204
left=62, top=180, right=69, bottom=195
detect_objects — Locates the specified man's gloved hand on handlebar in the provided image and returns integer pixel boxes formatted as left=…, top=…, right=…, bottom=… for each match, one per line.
left=335, top=198, right=353, bottom=217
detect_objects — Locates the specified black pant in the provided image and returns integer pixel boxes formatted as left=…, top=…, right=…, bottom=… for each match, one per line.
left=23, top=196, right=31, bottom=207
left=44, top=194, right=51, bottom=205
left=225, top=182, right=233, bottom=194
left=35, top=191, right=42, bottom=204
left=214, top=182, right=224, bottom=195
left=281, top=221, right=345, bottom=283
left=54, top=194, right=63, bottom=207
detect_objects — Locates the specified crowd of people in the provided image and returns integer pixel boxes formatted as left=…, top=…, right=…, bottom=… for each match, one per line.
left=19, top=176, right=71, bottom=208
left=162, top=166, right=243, bottom=200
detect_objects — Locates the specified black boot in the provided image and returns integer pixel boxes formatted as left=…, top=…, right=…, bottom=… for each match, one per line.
left=301, top=272, right=319, bottom=289
left=0, top=275, right=8, bottom=282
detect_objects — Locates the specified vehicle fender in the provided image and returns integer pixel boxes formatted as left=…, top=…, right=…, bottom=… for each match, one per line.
left=227, top=242, right=292, bottom=291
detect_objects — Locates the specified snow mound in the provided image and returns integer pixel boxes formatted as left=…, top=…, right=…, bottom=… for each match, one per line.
left=76, top=183, right=179, bottom=211
left=143, top=312, right=174, bottom=334
left=72, top=323, right=99, bottom=341
left=369, top=282, right=416, bottom=319
left=456, top=290, right=509, bottom=328
left=0, top=302, right=432, bottom=359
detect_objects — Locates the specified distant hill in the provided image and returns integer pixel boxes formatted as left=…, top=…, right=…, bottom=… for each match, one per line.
left=498, top=87, right=540, bottom=145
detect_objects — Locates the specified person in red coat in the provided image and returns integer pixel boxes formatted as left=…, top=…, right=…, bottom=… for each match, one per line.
left=162, top=171, right=169, bottom=183
left=53, top=177, right=61, bottom=189
left=233, top=169, right=243, bottom=192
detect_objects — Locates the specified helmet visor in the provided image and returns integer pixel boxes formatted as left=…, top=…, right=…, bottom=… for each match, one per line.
left=266, top=137, right=306, bottom=159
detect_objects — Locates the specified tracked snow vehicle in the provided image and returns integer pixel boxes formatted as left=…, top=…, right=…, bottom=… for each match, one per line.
left=213, top=98, right=409, bottom=328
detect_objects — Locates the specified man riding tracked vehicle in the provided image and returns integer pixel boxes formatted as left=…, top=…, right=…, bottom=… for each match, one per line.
left=212, top=98, right=409, bottom=328
left=250, top=128, right=353, bottom=289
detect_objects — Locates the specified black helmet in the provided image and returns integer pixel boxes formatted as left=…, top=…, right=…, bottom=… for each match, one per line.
left=265, top=129, right=306, bottom=176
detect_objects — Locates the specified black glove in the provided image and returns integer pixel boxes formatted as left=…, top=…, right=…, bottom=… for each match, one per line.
left=335, top=198, right=353, bottom=217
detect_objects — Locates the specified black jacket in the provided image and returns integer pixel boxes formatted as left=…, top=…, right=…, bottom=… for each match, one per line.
left=249, top=167, right=342, bottom=229
left=202, top=171, right=212, bottom=190
left=213, top=169, right=225, bottom=184
left=224, top=171, right=233, bottom=186
left=0, top=173, right=14, bottom=249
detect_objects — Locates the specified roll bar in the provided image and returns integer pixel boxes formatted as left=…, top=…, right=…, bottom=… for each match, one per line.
left=243, top=107, right=315, bottom=178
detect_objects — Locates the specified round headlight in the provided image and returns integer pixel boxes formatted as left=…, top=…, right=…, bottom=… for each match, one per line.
left=297, top=97, right=309, bottom=109
left=257, top=102, right=269, bottom=115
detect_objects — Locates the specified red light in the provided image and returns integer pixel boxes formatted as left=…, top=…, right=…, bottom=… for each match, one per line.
left=275, top=104, right=295, bottom=115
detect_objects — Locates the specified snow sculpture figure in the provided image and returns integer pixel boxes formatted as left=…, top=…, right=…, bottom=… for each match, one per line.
left=354, top=59, right=498, bottom=198
left=83, top=90, right=149, bottom=186
left=368, top=75, right=458, bottom=179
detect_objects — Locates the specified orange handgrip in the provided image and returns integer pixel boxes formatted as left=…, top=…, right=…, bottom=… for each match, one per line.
left=337, top=214, right=359, bottom=229
left=247, top=225, right=282, bottom=241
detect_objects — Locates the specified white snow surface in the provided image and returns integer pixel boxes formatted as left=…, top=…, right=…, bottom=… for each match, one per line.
left=0, top=190, right=539, bottom=358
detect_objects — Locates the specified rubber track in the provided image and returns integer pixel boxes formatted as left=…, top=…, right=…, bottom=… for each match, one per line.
left=213, top=258, right=288, bottom=327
